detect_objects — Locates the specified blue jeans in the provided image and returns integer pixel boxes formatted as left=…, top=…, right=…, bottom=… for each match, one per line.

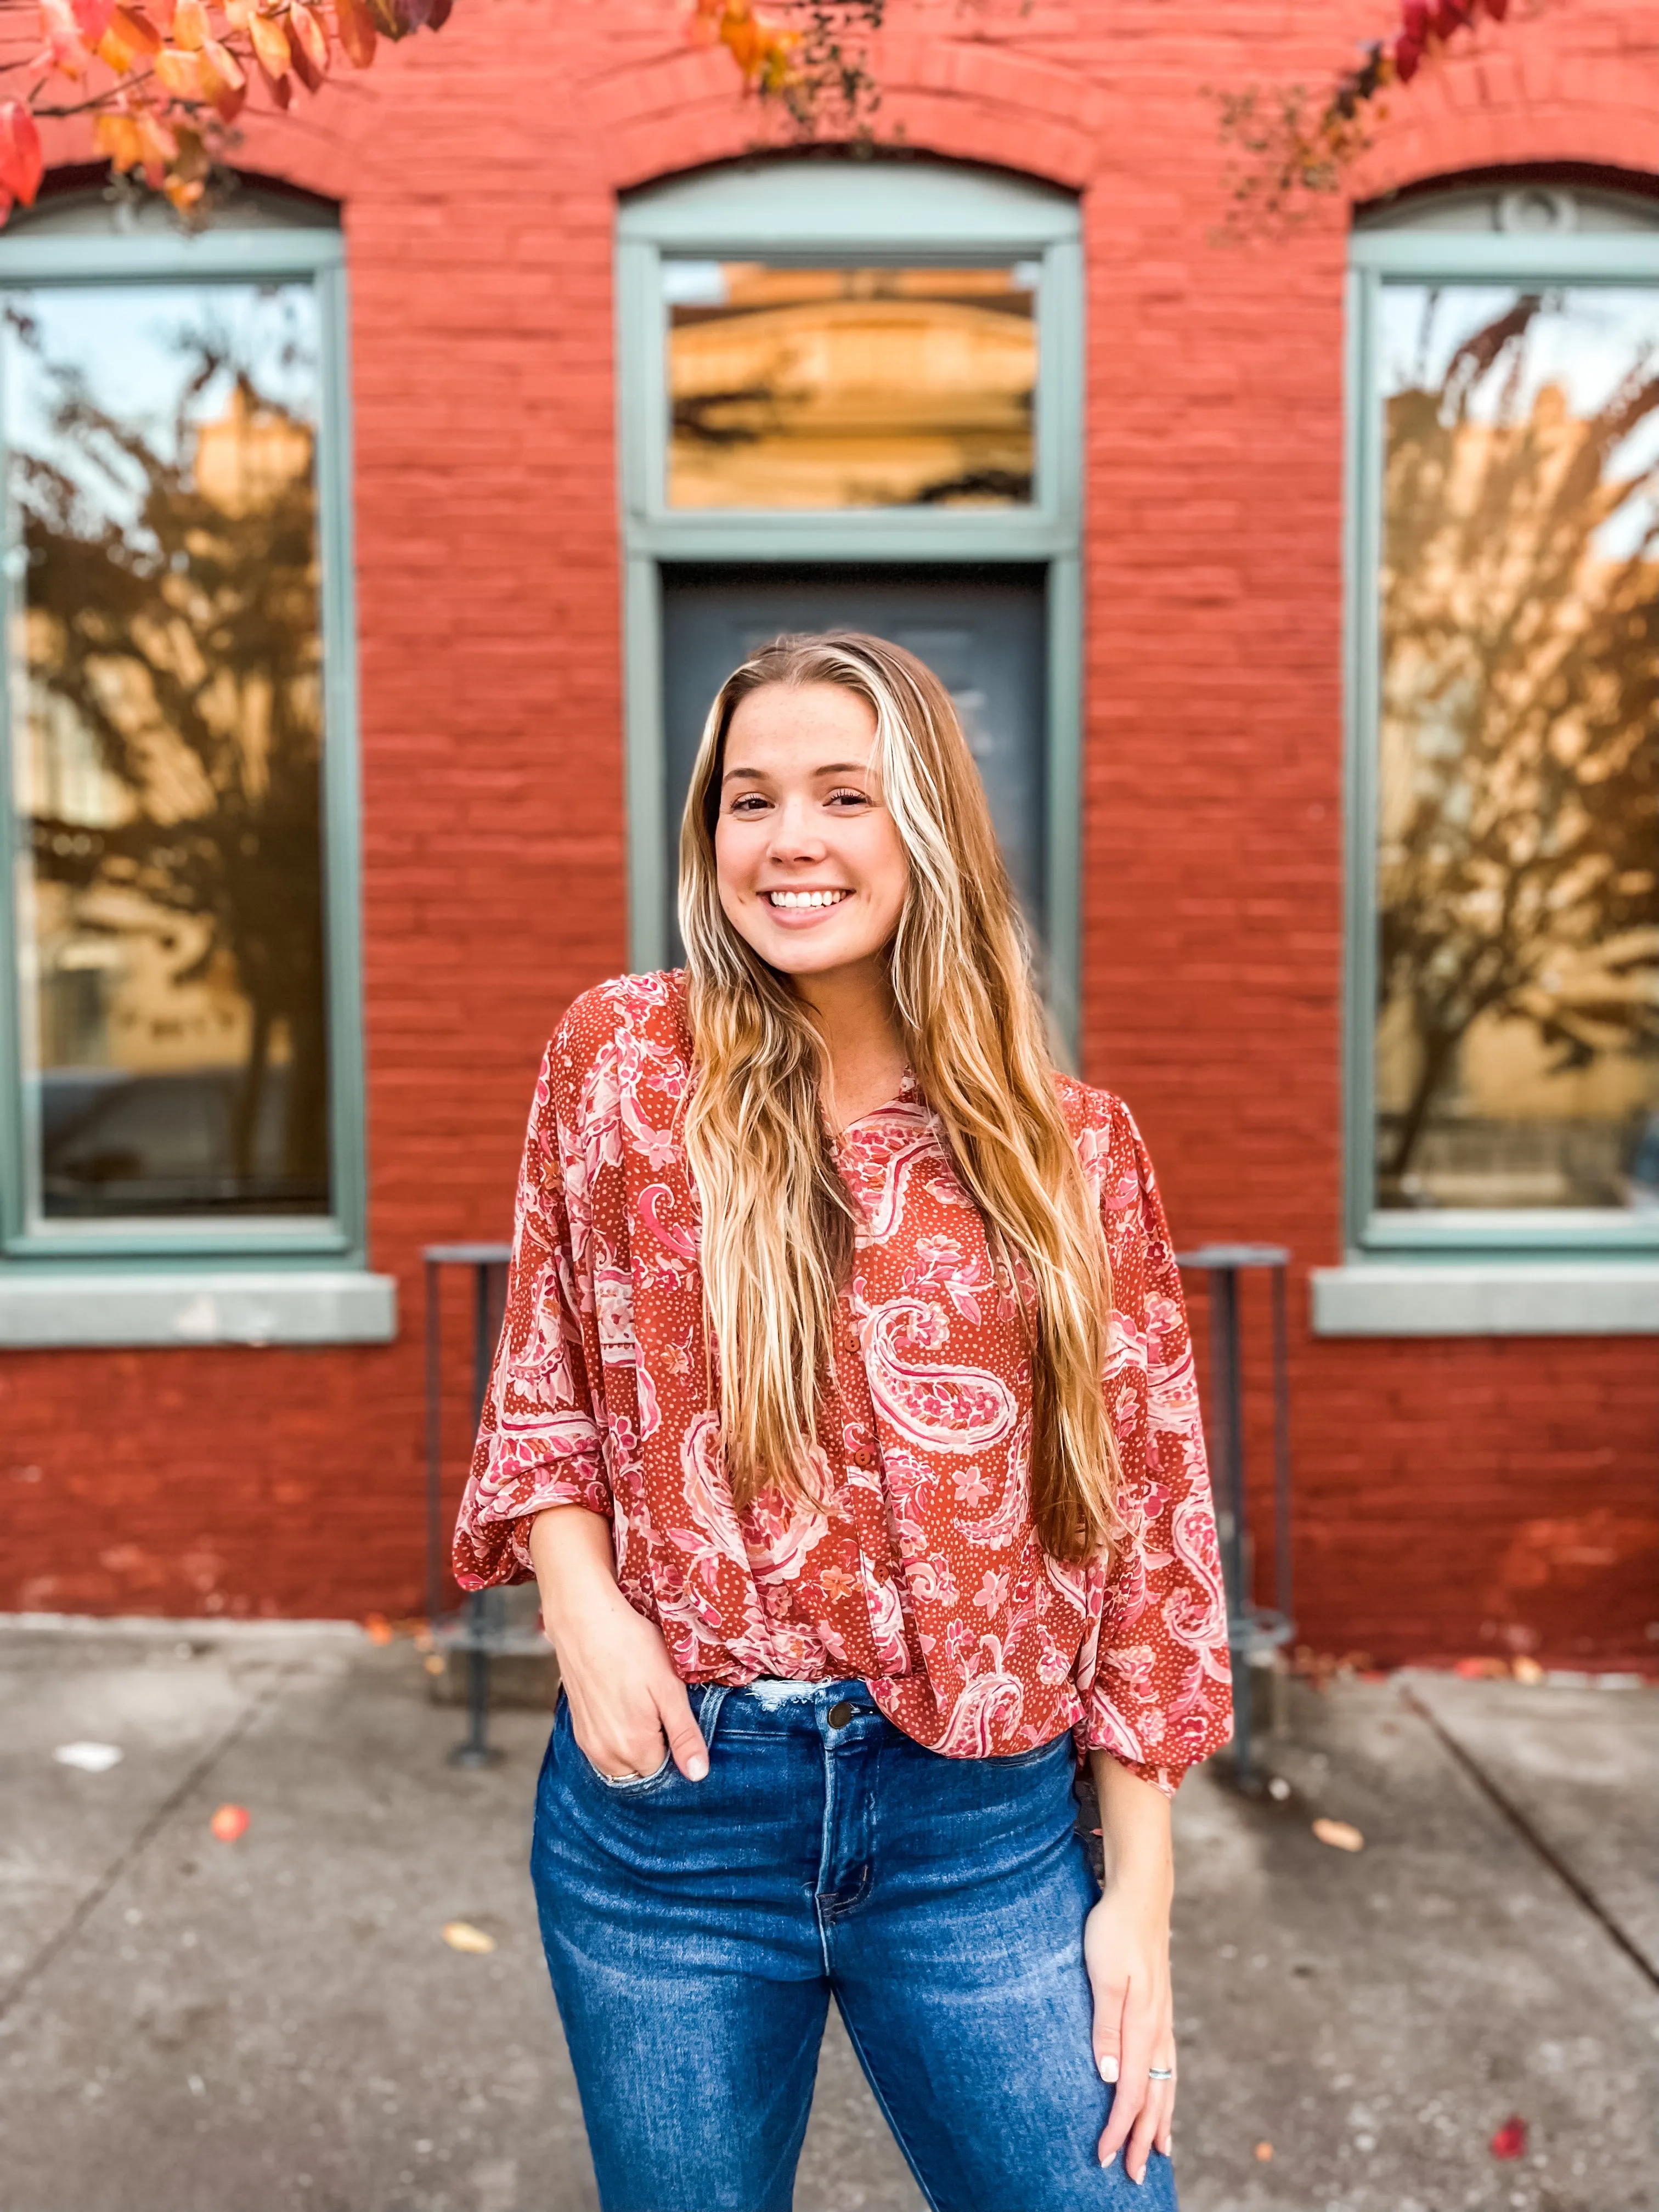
left=531, top=1677, right=1178, bottom=2212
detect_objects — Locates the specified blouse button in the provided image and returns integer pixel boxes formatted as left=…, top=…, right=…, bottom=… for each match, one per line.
left=850, top=1449, right=878, bottom=1471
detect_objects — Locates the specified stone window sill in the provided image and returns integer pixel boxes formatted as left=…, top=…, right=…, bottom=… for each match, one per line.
left=0, top=1268, right=397, bottom=1348
left=1311, top=1261, right=1659, bottom=1337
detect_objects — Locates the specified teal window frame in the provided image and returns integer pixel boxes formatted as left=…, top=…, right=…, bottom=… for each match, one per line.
left=0, top=221, right=370, bottom=1268
left=1344, top=221, right=1659, bottom=1261
left=615, top=160, right=1086, bottom=1054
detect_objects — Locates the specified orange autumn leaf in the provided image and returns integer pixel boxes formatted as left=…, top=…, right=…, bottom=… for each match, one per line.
left=334, top=0, right=376, bottom=66
left=201, top=33, right=245, bottom=87
left=93, top=109, right=144, bottom=168
left=111, top=2, right=161, bottom=47
left=170, top=0, right=206, bottom=44
left=153, top=44, right=204, bottom=94
left=247, top=9, right=290, bottom=74
left=256, top=53, right=292, bottom=104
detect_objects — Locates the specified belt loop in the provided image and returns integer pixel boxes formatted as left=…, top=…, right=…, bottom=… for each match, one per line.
left=693, top=1682, right=729, bottom=1754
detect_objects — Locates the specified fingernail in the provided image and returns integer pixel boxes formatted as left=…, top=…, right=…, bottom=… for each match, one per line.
left=687, top=1755, right=708, bottom=1781
left=1098, top=2150, right=1115, bottom=2169
left=1098, top=2056, right=1119, bottom=2084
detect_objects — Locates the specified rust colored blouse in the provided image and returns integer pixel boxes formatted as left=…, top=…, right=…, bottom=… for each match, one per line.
left=453, top=972, right=1232, bottom=1791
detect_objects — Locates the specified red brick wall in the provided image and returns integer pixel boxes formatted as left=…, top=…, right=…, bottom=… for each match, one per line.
left=7, top=0, right=1658, bottom=1661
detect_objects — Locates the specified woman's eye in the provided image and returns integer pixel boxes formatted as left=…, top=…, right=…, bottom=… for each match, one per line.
left=728, top=793, right=769, bottom=815
left=827, top=788, right=870, bottom=808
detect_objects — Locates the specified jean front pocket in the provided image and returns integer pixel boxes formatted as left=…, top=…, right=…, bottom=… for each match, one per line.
left=555, top=1692, right=676, bottom=1795
left=584, top=1745, right=674, bottom=1792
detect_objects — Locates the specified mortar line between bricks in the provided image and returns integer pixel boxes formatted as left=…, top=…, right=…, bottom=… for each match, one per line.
left=1398, top=1684, right=1659, bottom=1997
left=0, top=1672, right=287, bottom=2027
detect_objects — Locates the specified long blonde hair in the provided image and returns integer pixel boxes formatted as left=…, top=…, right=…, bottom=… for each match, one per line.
left=679, top=632, right=1122, bottom=1565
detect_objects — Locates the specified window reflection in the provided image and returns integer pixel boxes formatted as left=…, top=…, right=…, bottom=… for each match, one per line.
left=8, top=283, right=331, bottom=1219
left=665, top=262, right=1037, bottom=510
left=1375, top=284, right=1659, bottom=1212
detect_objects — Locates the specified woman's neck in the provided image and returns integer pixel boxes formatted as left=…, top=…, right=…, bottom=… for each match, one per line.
left=795, top=957, right=910, bottom=1133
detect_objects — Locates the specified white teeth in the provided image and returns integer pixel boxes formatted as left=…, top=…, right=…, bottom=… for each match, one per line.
left=767, top=889, right=849, bottom=910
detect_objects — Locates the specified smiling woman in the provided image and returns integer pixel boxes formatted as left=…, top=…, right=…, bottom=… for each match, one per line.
left=453, top=631, right=1229, bottom=2212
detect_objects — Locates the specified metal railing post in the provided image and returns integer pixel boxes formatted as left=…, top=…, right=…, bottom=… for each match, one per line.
left=423, top=1242, right=512, bottom=1770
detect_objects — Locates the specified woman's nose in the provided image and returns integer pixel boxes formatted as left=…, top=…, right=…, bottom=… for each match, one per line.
left=766, top=799, right=827, bottom=860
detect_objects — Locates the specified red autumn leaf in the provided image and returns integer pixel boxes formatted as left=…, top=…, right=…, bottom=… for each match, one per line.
left=148, top=0, right=176, bottom=25
left=334, top=0, right=376, bottom=66
left=248, top=9, right=290, bottom=74
left=0, top=104, right=44, bottom=206
left=288, top=1, right=330, bottom=74
left=1401, top=0, right=1427, bottom=36
left=210, top=76, right=246, bottom=121
left=210, top=1802, right=251, bottom=1842
left=1490, top=2115, right=1527, bottom=2160
left=1394, top=37, right=1421, bottom=81
left=1482, top=0, right=1508, bottom=14
left=39, top=0, right=92, bottom=72
left=71, top=0, right=115, bottom=37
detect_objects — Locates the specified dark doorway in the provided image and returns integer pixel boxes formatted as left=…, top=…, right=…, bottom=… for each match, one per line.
left=660, top=564, right=1048, bottom=961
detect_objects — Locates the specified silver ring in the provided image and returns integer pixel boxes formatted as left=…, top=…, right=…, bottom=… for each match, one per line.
left=1146, top=2067, right=1176, bottom=2081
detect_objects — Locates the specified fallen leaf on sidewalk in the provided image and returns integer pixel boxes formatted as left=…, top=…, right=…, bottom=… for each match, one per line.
left=442, top=1921, right=495, bottom=1954
left=1311, top=1817, right=1364, bottom=1852
left=424, top=1654, right=445, bottom=1676
left=1511, top=1656, right=1544, bottom=1685
left=1490, top=2115, right=1527, bottom=2160
left=1254, top=2142, right=1273, bottom=2162
left=210, top=1803, right=250, bottom=1842
left=1454, top=1657, right=1510, bottom=1680
left=53, top=1741, right=123, bottom=1773
left=1267, top=1776, right=1291, bottom=1801
left=364, top=1613, right=393, bottom=1646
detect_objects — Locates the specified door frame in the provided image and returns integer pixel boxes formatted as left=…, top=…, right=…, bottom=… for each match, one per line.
left=614, top=158, right=1086, bottom=1056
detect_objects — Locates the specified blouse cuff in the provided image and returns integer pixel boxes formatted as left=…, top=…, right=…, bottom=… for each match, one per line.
left=452, top=1455, right=611, bottom=1590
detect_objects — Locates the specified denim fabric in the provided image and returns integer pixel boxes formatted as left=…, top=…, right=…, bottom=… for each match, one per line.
left=531, top=1679, right=1179, bottom=2212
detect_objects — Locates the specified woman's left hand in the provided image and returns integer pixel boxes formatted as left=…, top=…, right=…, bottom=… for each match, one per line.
left=1084, top=1878, right=1176, bottom=2181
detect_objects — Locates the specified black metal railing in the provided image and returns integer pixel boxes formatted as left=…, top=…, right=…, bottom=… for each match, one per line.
left=1176, top=1244, right=1295, bottom=1792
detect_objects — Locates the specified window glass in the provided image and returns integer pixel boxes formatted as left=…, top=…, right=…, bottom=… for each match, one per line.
left=664, top=261, right=1038, bottom=509
left=1375, top=283, right=1659, bottom=1213
left=8, top=281, right=331, bottom=1220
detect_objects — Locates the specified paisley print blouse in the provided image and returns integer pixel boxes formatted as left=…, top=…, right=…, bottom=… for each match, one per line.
left=453, top=971, right=1232, bottom=1791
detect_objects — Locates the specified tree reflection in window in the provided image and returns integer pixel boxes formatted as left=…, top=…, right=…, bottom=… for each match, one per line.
left=1376, top=284, right=1659, bottom=1212
left=9, top=284, right=330, bottom=1218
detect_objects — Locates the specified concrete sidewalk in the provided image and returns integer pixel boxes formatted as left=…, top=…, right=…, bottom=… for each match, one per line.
left=0, top=1622, right=1653, bottom=2212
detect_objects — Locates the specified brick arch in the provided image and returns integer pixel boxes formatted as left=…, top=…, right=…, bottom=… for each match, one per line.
left=1350, top=36, right=1659, bottom=204
left=587, top=41, right=1104, bottom=196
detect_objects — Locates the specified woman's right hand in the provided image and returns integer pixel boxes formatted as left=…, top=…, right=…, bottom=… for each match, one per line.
left=528, top=1506, right=709, bottom=1782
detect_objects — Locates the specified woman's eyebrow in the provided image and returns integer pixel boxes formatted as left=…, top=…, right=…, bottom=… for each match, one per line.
left=720, top=760, right=870, bottom=786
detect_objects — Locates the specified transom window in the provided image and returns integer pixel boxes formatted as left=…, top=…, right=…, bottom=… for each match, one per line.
left=1347, top=178, right=1659, bottom=1254
left=663, top=259, right=1039, bottom=510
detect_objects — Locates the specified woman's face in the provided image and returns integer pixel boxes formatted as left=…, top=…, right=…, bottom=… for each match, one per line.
left=713, top=681, right=909, bottom=983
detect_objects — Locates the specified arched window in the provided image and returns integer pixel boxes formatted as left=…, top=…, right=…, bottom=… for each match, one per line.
left=0, top=186, right=387, bottom=1344
left=1339, top=174, right=1659, bottom=1293
left=616, top=157, right=1085, bottom=1049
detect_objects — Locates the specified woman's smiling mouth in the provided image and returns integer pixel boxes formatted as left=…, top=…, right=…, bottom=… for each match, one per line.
left=764, top=889, right=851, bottom=911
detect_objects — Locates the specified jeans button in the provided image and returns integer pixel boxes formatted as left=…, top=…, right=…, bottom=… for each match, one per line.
left=827, top=1700, right=855, bottom=1728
